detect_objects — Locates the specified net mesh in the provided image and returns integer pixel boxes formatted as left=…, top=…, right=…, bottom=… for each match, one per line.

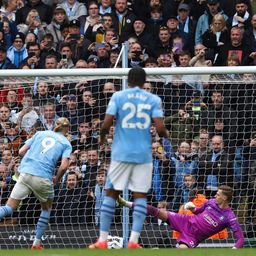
left=0, top=72, right=255, bottom=248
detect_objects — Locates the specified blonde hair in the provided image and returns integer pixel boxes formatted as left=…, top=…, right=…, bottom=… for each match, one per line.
left=26, top=9, right=39, bottom=25
left=210, top=14, right=226, bottom=33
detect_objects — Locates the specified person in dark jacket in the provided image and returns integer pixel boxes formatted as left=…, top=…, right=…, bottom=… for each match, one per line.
left=0, top=44, right=16, bottom=69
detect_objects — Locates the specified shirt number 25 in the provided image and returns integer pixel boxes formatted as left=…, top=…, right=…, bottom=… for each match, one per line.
left=121, top=102, right=151, bottom=129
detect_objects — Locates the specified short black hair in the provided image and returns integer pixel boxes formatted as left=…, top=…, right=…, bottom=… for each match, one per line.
left=128, top=67, right=146, bottom=87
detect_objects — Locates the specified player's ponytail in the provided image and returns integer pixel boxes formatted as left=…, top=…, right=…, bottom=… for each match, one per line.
left=54, top=117, right=70, bottom=132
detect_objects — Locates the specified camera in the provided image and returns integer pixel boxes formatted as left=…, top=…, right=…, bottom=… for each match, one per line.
left=28, top=52, right=36, bottom=58
left=70, top=34, right=80, bottom=40
left=131, top=51, right=142, bottom=61
left=61, top=54, right=67, bottom=61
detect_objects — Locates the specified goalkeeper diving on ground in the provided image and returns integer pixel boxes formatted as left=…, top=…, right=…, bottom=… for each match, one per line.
left=118, top=185, right=244, bottom=249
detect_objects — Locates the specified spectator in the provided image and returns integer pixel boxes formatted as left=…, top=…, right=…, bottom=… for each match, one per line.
left=36, top=101, right=59, bottom=131
left=195, top=0, right=228, bottom=45
left=111, top=0, right=136, bottom=42
left=0, top=16, right=19, bottom=49
left=147, top=5, right=163, bottom=38
left=46, top=7, right=69, bottom=49
left=99, top=0, right=113, bottom=15
left=17, top=9, right=46, bottom=42
left=44, top=54, right=58, bottom=68
left=0, top=44, right=16, bottom=69
left=71, top=118, right=98, bottom=151
left=11, top=93, right=39, bottom=134
left=21, top=41, right=42, bottom=69
left=244, top=14, right=256, bottom=52
left=53, top=171, right=87, bottom=225
left=149, top=141, right=174, bottom=203
left=57, top=0, right=87, bottom=21
left=91, top=167, right=106, bottom=226
left=57, top=42, right=74, bottom=68
left=165, top=108, right=196, bottom=151
left=197, top=135, right=233, bottom=197
left=171, top=174, right=197, bottom=212
left=81, top=1, right=103, bottom=38
left=6, top=89, right=23, bottom=114
left=214, top=26, right=252, bottom=66
left=16, top=0, right=53, bottom=25
left=202, top=13, right=228, bottom=64
left=64, top=19, right=90, bottom=60
left=177, top=3, right=196, bottom=54
left=171, top=141, right=198, bottom=189
left=128, top=41, right=146, bottom=67
left=0, top=0, right=21, bottom=22
left=131, top=17, right=152, bottom=52
left=197, top=129, right=210, bottom=158
left=75, top=59, right=87, bottom=68
left=226, top=0, right=251, bottom=31
left=7, top=32, right=28, bottom=68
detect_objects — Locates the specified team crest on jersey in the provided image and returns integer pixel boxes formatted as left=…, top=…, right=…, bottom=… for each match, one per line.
left=219, top=216, right=224, bottom=221
left=207, top=206, right=211, bottom=210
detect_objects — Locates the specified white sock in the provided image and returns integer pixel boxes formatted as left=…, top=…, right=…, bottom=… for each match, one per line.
left=99, top=231, right=108, bottom=242
left=129, top=231, right=140, bottom=243
left=33, top=238, right=41, bottom=246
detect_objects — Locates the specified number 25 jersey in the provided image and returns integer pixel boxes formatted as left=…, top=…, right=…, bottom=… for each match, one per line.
left=106, top=86, right=164, bottom=164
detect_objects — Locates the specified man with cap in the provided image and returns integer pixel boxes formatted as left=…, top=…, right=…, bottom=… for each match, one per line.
left=131, top=17, right=152, bottom=51
left=0, top=44, right=16, bottom=69
left=195, top=0, right=228, bottom=44
left=57, top=0, right=87, bottom=21
left=64, top=19, right=90, bottom=60
left=177, top=3, right=196, bottom=53
left=87, top=54, right=99, bottom=68
left=7, top=32, right=28, bottom=68
left=0, top=117, right=72, bottom=250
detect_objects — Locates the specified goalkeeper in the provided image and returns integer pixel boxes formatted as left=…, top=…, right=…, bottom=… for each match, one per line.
left=118, top=185, right=244, bottom=249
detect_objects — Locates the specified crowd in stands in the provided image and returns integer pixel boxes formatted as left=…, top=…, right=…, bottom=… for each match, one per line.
left=0, top=0, right=255, bottom=239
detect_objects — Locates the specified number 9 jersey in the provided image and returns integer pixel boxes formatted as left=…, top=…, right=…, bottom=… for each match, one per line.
left=106, top=86, right=164, bottom=164
left=19, top=130, right=72, bottom=181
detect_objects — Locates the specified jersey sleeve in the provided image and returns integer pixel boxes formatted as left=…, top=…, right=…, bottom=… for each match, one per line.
left=62, top=141, right=72, bottom=159
left=152, top=96, right=164, bottom=118
left=228, top=212, right=244, bottom=248
left=25, top=132, right=38, bottom=147
left=192, top=200, right=209, bottom=215
left=106, top=93, right=118, bottom=116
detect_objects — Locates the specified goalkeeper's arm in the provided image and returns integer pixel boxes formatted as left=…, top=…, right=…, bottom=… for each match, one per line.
left=117, top=196, right=168, bottom=222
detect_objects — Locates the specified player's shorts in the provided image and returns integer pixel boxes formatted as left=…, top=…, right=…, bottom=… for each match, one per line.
left=105, top=161, right=153, bottom=193
left=167, top=211, right=200, bottom=248
left=10, top=173, right=54, bottom=203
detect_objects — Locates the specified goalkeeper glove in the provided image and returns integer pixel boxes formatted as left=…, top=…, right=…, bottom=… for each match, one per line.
left=184, top=202, right=196, bottom=211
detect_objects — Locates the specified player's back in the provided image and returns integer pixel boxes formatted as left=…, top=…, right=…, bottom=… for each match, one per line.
left=19, top=130, right=72, bottom=180
left=107, top=86, right=163, bottom=163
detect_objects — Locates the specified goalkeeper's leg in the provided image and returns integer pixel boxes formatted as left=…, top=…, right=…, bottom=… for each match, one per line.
left=118, top=195, right=168, bottom=222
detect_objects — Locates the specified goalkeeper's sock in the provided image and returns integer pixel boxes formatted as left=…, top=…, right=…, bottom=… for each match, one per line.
left=130, top=198, right=147, bottom=243
left=99, top=196, right=116, bottom=242
left=0, top=205, right=13, bottom=219
left=35, top=209, right=51, bottom=241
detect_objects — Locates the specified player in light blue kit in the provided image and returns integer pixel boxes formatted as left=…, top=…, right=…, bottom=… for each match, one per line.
left=0, top=117, right=72, bottom=250
left=90, top=67, right=169, bottom=249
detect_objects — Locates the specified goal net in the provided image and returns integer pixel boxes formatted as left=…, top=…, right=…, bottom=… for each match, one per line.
left=0, top=70, right=255, bottom=249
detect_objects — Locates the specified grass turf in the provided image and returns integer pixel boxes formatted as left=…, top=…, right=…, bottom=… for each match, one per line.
left=0, top=248, right=255, bottom=256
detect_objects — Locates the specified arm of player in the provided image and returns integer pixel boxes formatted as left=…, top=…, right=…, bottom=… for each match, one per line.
left=100, top=114, right=114, bottom=145
left=153, top=117, right=169, bottom=138
left=190, top=202, right=207, bottom=215
left=54, top=157, right=70, bottom=185
left=19, top=144, right=30, bottom=157
left=232, top=230, right=244, bottom=249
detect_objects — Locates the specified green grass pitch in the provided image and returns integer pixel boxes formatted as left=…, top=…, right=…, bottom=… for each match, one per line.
left=0, top=248, right=255, bottom=256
